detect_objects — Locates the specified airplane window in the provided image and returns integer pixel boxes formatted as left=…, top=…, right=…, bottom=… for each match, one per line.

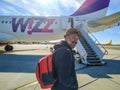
left=9, top=21, right=11, bottom=23
left=36, top=21, right=39, bottom=23
left=55, top=22, right=57, bottom=24
left=5, top=21, right=8, bottom=23
left=1, top=21, right=4, bottom=23
left=43, top=21, right=46, bottom=24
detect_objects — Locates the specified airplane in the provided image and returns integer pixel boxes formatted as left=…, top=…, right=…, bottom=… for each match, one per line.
left=97, top=40, right=112, bottom=46
left=0, top=0, right=120, bottom=52
left=105, top=40, right=112, bottom=46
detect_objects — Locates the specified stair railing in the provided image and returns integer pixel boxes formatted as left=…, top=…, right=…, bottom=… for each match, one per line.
left=76, top=40, right=88, bottom=64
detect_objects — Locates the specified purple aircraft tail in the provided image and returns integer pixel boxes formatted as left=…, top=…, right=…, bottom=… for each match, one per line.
left=71, top=0, right=110, bottom=16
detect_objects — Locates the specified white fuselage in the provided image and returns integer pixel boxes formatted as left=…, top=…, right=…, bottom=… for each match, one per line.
left=0, top=16, right=70, bottom=42
left=0, top=8, right=108, bottom=43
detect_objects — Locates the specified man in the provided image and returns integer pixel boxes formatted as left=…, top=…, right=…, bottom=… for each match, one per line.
left=51, top=28, right=80, bottom=90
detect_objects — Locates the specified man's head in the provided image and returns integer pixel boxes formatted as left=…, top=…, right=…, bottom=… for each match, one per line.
left=64, top=28, right=81, bottom=48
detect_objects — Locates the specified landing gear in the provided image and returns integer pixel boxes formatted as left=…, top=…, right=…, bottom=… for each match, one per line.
left=4, top=45, right=13, bottom=51
left=50, top=47, right=53, bottom=53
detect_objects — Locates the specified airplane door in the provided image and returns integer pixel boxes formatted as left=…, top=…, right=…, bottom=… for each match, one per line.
left=61, top=17, right=71, bottom=30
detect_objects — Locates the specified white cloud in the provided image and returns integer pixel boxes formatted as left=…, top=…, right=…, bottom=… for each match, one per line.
left=4, top=0, right=85, bottom=15
left=6, top=5, right=20, bottom=13
left=26, top=8, right=40, bottom=16
left=0, top=8, right=9, bottom=14
left=21, top=0, right=29, bottom=4
left=0, top=5, right=20, bottom=15
left=4, top=0, right=26, bottom=10
left=60, top=0, right=85, bottom=9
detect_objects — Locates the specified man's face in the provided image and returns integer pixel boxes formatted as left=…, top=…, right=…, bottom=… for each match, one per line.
left=66, top=34, right=80, bottom=48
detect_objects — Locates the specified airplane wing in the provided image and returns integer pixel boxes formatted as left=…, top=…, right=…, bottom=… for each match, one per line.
left=87, top=12, right=120, bottom=32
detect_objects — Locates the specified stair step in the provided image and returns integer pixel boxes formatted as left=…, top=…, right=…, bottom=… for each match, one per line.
left=86, top=51, right=94, bottom=53
left=87, top=52, right=96, bottom=54
left=87, top=57, right=99, bottom=60
left=87, top=60, right=101, bottom=63
left=86, top=50, right=94, bottom=52
left=84, top=46, right=92, bottom=48
left=80, top=42, right=86, bottom=44
left=87, top=62, right=105, bottom=66
left=87, top=55, right=97, bottom=57
left=85, top=48, right=93, bottom=50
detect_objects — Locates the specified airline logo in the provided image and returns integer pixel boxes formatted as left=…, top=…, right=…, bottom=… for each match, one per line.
left=12, top=17, right=55, bottom=35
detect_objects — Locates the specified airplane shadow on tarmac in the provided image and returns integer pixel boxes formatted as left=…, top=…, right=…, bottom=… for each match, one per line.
left=0, top=53, right=120, bottom=78
left=76, top=57, right=120, bottom=78
left=0, top=54, right=44, bottom=73
left=0, top=49, right=41, bottom=54
left=76, top=56, right=120, bottom=89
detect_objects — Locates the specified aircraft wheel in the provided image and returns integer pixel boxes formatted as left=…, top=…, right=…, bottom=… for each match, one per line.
left=4, top=45, right=13, bottom=51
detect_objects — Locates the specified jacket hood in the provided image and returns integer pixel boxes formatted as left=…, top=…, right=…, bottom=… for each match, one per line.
left=54, top=41, right=72, bottom=51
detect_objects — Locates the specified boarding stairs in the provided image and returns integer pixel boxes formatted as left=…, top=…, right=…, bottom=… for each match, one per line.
left=76, top=25, right=108, bottom=66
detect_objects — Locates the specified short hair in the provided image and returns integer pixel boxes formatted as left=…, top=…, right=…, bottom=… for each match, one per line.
left=64, top=28, right=80, bottom=37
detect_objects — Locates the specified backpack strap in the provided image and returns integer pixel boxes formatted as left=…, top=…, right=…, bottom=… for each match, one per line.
left=38, top=63, right=41, bottom=80
left=46, top=56, right=50, bottom=74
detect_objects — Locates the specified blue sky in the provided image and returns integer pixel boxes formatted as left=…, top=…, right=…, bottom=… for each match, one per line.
left=0, top=0, right=120, bottom=44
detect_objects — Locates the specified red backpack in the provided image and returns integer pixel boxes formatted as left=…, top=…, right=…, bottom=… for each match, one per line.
left=36, top=54, right=56, bottom=89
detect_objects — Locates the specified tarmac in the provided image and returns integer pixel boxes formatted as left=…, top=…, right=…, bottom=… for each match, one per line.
left=0, top=44, right=120, bottom=90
